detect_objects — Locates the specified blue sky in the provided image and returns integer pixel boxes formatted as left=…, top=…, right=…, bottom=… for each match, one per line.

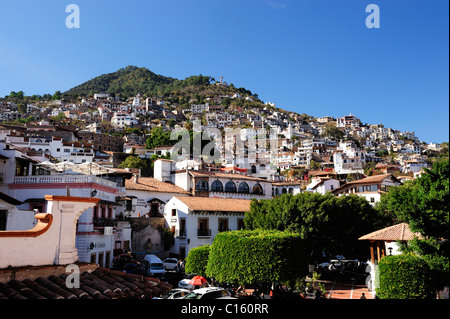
left=0, top=0, right=448, bottom=143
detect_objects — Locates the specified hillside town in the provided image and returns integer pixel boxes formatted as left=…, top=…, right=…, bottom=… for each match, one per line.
left=0, top=88, right=448, bottom=301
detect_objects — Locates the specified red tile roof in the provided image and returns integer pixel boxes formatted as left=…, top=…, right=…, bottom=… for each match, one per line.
left=359, top=223, right=422, bottom=241
left=0, top=267, right=171, bottom=299
left=125, top=177, right=190, bottom=194
left=175, top=196, right=251, bottom=213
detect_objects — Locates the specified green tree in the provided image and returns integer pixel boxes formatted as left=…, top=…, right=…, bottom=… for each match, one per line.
left=246, top=193, right=390, bottom=262
left=376, top=158, right=449, bottom=290
left=52, top=91, right=61, bottom=100
left=17, top=102, right=27, bottom=114
left=377, top=254, right=435, bottom=299
left=321, top=122, right=344, bottom=141
left=206, top=230, right=308, bottom=286
left=185, top=245, right=210, bottom=278
left=118, top=155, right=148, bottom=172
left=145, top=127, right=173, bottom=149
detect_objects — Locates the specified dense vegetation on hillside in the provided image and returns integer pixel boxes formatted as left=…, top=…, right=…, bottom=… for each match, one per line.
left=63, top=65, right=258, bottom=103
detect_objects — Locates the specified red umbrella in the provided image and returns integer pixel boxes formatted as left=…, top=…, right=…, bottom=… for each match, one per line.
left=189, top=276, right=207, bottom=286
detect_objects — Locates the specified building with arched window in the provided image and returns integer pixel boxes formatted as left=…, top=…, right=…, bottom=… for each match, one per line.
left=211, top=180, right=223, bottom=192
left=153, top=159, right=272, bottom=199
left=225, top=181, right=237, bottom=193
left=195, top=179, right=209, bottom=191
left=238, top=182, right=249, bottom=193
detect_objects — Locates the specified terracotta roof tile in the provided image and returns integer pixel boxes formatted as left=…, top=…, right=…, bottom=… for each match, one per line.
left=175, top=196, right=251, bottom=212
left=359, top=223, right=422, bottom=241
left=189, top=170, right=268, bottom=183
left=125, top=177, right=190, bottom=194
left=0, top=268, right=172, bottom=300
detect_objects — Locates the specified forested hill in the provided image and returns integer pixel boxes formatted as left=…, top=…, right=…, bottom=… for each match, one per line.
left=64, top=65, right=255, bottom=101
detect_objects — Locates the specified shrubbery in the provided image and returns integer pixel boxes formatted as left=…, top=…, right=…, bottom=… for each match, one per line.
left=184, top=245, right=210, bottom=278
left=377, top=254, right=435, bottom=299
left=205, top=230, right=308, bottom=286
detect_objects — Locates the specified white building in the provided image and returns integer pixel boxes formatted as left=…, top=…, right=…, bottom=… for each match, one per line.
left=153, top=159, right=273, bottom=200
left=111, top=112, right=139, bottom=128
left=402, top=159, right=427, bottom=174
left=164, top=196, right=250, bottom=258
left=190, top=103, right=209, bottom=114
left=332, top=173, right=401, bottom=205
left=306, top=176, right=341, bottom=195
left=124, top=175, right=191, bottom=218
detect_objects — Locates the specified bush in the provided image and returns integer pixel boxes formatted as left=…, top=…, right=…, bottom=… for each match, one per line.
left=184, top=245, right=210, bottom=277
left=377, top=254, right=435, bottom=299
left=206, top=229, right=308, bottom=286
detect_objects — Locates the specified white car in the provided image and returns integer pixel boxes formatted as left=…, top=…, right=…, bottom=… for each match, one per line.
left=159, top=288, right=191, bottom=299
left=163, top=258, right=179, bottom=271
left=183, top=287, right=232, bottom=299
left=178, top=274, right=196, bottom=290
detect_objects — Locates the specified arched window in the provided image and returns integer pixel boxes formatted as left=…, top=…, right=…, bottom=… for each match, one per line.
left=252, top=183, right=263, bottom=195
left=211, top=180, right=223, bottom=192
left=196, top=179, right=208, bottom=191
left=288, top=188, right=294, bottom=194
left=282, top=188, right=287, bottom=194
left=225, top=181, right=237, bottom=193
left=238, top=182, right=249, bottom=193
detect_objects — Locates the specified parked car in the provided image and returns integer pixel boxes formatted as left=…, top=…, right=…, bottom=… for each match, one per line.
left=163, top=258, right=179, bottom=271
left=123, top=262, right=144, bottom=274
left=183, top=287, right=232, bottom=299
left=112, top=254, right=139, bottom=271
left=143, top=254, right=165, bottom=277
left=178, top=274, right=196, bottom=290
left=158, top=288, right=191, bottom=299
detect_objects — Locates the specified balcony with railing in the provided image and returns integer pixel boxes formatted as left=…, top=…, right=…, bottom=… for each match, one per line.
left=12, top=174, right=117, bottom=189
left=175, top=229, right=186, bottom=238
left=197, top=229, right=211, bottom=237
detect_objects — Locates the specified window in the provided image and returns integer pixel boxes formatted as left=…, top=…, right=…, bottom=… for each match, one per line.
left=218, top=218, right=229, bottom=232
left=370, top=197, right=375, bottom=203
left=0, top=210, right=7, bottom=231
left=225, top=181, right=237, bottom=193
left=237, top=218, right=245, bottom=230
left=238, top=182, right=249, bottom=193
left=195, top=179, right=209, bottom=191
left=198, top=218, right=210, bottom=237
left=252, top=183, right=263, bottom=195
left=211, top=180, right=223, bottom=192
left=172, top=209, right=177, bottom=217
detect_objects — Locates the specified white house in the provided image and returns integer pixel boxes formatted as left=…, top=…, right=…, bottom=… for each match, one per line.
left=111, top=112, right=139, bottom=128
left=306, top=177, right=341, bottom=195
left=272, top=181, right=303, bottom=196
left=124, top=175, right=191, bottom=218
left=332, top=173, right=401, bottom=205
left=153, top=159, right=273, bottom=200
left=359, top=223, right=423, bottom=295
left=0, top=195, right=99, bottom=269
left=164, top=196, right=250, bottom=258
